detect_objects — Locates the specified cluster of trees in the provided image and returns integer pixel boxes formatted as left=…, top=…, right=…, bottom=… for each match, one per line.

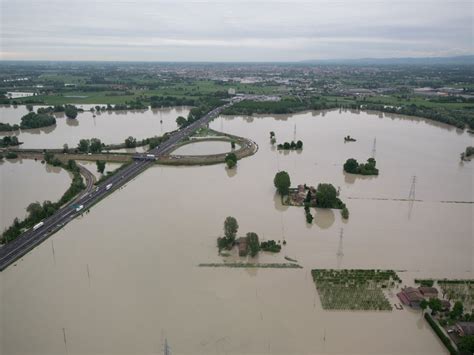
left=0, top=136, right=20, bottom=147
left=274, top=171, right=291, bottom=196
left=1, top=157, right=85, bottom=244
left=150, top=95, right=196, bottom=108
left=225, top=152, right=237, bottom=168
left=344, top=158, right=379, bottom=175
left=20, top=112, right=56, bottom=129
left=64, top=105, right=78, bottom=119
left=5, top=151, right=18, bottom=159
left=37, top=105, right=67, bottom=114
left=124, top=136, right=137, bottom=148
left=341, top=207, right=349, bottom=219
left=277, top=140, right=303, bottom=150
left=315, top=183, right=345, bottom=209
left=0, top=122, right=20, bottom=132
left=78, top=138, right=103, bottom=153
left=260, top=240, right=281, bottom=253
left=461, top=146, right=474, bottom=160
left=96, top=160, right=106, bottom=174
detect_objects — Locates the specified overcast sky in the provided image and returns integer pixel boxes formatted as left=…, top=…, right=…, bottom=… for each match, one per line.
left=1, top=0, right=472, bottom=61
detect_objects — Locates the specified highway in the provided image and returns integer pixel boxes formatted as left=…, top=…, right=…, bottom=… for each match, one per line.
left=0, top=101, right=233, bottom=271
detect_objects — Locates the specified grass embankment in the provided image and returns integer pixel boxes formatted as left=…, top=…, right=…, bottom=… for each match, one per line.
left=198, top=263, right=302, bottom=269
left=424, top=313, right=459, bottom=355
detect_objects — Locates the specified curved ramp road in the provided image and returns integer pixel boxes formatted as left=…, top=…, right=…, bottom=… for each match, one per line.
left=0, top=102, right=233, bottom=271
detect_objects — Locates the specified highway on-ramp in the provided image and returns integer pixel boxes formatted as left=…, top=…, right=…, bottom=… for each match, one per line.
left=0, top=102, right=233, bottom=271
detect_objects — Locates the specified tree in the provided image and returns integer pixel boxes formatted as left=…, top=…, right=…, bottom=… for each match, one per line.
left=270, top=131, right=275, bottom=138
left=274, top=171, right=291, bottom=196
left=343, top=158, right=359, bottom=173
left=65, top=105, right=78, bottom=119
left=26, top=104, right=33, bottom=112
left=316, top=183, right=338, bottom=208
left=27, top=202, right=42, bottom=220
left=224, top=216, right=238, bottom=242
left=296, top=140, right=303, bottom=149
left=125, top=136, right=137, bottom=148
left=341, top=207, right=349, bottom=219
left=458, top=335, right=474, bottom=354
left=231, top=141, right=236, bottom=149
left=78, top=139, right=90, bottom=153
left=428, top=298, right=442, bottom=314
left=96, top=160, right=106, bottom=174
left=451, top=301, right=464, bottom=319
left=89, top=138, right=102, bottom=153
left=176, top=116, right=188, bottom=128
left=225, top=153, right=237, bottom=168
left=283, top=142, right=290, bottom=150
left=247, top=232, right=260, bottom=257
left=63, top=143, right=69, bottom=153
left=420, top=299, right=428, bottom=312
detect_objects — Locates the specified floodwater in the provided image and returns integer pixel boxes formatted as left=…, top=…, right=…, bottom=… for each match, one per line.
left=172, top=140, right=234, bottom=155
left=0, top=158, right=71, bottom=232
left=2, top=109, right=473, bottom=354
left=0, top=105, right=190, bottom=149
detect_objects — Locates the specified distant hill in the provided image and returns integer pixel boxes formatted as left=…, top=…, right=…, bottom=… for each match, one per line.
left=301, top=55, right=474, bottom=65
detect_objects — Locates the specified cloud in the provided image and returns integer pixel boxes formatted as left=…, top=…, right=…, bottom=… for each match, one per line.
left=1, top=0, right=472, bottom=61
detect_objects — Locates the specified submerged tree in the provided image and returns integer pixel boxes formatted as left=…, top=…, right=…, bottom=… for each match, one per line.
left=274, top=171, right=291, bottom=196
left=224, top=216, right=239, bottom=243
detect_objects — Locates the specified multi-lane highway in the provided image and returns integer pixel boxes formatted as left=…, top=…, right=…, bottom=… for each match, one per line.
left=0, top=101, right=233, bottom=271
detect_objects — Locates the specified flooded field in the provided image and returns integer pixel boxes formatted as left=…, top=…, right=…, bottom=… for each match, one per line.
left=0, top=105, right=190, bottom=149
left=2, top=109, right=473, bottom=354
left=173, top=140, right=234, bottom=155
left=0, top=159, right=71, bottom=232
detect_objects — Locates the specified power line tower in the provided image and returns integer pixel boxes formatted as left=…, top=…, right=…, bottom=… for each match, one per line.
left=371, top=137, right=377, bottom=159
left=293, top=123, right=297, bottom=141
left=337, top=228, right=344, bottom=257
left=408, top=175, right=417, bottom=200
left=163, top=338, right=171, bottom=355
left=408, top=175, right=417, bottom=219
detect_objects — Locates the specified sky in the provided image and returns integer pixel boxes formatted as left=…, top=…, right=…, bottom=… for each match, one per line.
left=1, top=0, right=473, bottom=62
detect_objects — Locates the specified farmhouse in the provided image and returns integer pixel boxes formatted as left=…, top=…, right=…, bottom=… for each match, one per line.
left=397, top=287, right=424, bottom=308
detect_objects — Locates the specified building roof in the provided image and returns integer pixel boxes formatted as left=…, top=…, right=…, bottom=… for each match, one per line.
left=418, top=287, right=439, bottom=296
left=457, top=322, right=474, bottom=336
left=402, top=287, right=424, bottom=302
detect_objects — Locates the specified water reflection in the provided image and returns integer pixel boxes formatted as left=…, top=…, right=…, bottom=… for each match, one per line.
left=343, top=171, right=378, bottom=184
left=66, top=118, right=79, bottom=127
left=225, top=166, right=237, bottom=178
left=314, top=209, right=335, bottom=229
left=273, top=193, right=289, bottom=212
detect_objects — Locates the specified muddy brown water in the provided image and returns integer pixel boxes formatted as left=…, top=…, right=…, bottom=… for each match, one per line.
left=0, top=159, right=72, bottom=232
left=0, top=105, right=190, bottom=149
left=1, top=109, right=473, bottom=354
left=173, top=141, right=234, bottom=156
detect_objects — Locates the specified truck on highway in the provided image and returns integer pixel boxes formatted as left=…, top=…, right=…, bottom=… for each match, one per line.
left=75, top=204, right=84, bottom=212
left=33, top=221, right=44, bottom=231
left=146, top=154, right=156, bottom=160
left=106, top=183, right=113, bottom=190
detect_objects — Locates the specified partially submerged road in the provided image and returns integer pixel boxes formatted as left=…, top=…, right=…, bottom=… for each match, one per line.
left=0, top=102, right=233, bottom=271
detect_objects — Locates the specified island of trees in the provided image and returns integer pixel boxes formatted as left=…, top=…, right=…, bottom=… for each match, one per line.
left=217, top=216, right=283, bottom=257
left=343, top=158, right=379, bottom=175
left=460, top=146, right=474, bottom=161
left=0, top=136, right=20, bottom=147
left=277, top=140, right=303, bottom=150
left=20, top=112, right=56, bottom=129
left=225, top=152, right=237, bottom=168
left=274, top=171, right=348, bottom=222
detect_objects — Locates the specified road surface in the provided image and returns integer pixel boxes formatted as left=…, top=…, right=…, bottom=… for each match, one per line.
left=0, top=102, right=233, bottom=271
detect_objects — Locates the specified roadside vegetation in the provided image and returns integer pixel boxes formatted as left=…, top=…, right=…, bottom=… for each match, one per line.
left=1, top=155, right=85, bottom=244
